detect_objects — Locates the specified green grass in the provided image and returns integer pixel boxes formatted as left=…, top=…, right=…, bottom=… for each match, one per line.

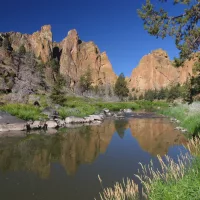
left=158, top=104, right=200, bottom=136
left=147, top=161, right=200, bottom=200
left=58, top=104, right=97, bottom=119
left=0, top=95, right=169, bottom=121
left=135, top=100, right=169, bottom=111
left=0, top=104, right=47, bottom=120
left=99, top=139, right=200, bottom=200
left=95, top=101, right=140, bottom=111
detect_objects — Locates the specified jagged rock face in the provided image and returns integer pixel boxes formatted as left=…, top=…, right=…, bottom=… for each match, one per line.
left=128, top=49, right=179, bottom=91
left=128, top=49, right=196, bottom=92
left=59, top=30, right=117, bottom=87
left=100, top=52, right=117, bottom=84
left=2, top=25, right=52, bottom=63
left=0, top=25, right=117, bottom=94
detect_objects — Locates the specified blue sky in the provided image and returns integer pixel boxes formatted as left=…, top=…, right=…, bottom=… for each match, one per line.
left=0, top=0, right=185, bottom=76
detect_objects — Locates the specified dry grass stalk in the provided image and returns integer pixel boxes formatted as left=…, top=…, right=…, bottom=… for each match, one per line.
left=97, top=177, right=139, bottom=200
left=98, top=138, right=200, bottom=200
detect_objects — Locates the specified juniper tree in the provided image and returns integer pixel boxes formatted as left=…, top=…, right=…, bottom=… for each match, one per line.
left=114, top=73, right=129, bottom=100
left=138, top=0, right=200, bottom=66
left=138, top=0, right=200, bottom=102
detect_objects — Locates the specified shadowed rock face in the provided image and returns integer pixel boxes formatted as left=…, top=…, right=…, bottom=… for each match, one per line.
left=0, top=117, right=186, bottom=178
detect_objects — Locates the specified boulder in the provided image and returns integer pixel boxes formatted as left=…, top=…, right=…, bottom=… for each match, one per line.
left=7, top=123, right=26, bottom=131
left=0, top=124, right=9, bottom=132
left=55, top=119, right=65, bottom=127
left=88, top=115, right=104, bottom=121
left=45, top=121, right=58, bottom=128
left=123, top=109, right=133, bottom=113
left=42, top=107, right=58, bottom=119
left=65, top=116, right=85, bottom=124
left=30, top=121, right=42, bottom=129
left=103, top=109, right=110, bottom=114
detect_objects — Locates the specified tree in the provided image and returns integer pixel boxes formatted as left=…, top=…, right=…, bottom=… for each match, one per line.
left=157, top=88, right=167, bottom=100
left=144, top=89, right=156, bottom=101
left=18, top=45, right=26, bottom=55
left=50, top=75, right=66, bottom=105
left=138, top=0, right=200, bottom=65
left=2, top=37, right=12, bottom=51
left=139, top=94, right=144, bottom=100
left=48, top=58, right=60, bottom=73
left=79, top=68, right=92, bottom=94
left=167, top=84, right=181, bottom=101
left=114, top=73, right=129, bottom=100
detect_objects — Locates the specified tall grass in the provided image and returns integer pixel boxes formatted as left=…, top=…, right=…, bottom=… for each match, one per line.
left=0, top=104, right=46, bottom=120
left=98, top=139, right=200, bottom=200
left=158, top=102, right=200, bottom=135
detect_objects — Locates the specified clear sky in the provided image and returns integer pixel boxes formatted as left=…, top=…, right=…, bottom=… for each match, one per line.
left=0, top=0, right=184, bottom=76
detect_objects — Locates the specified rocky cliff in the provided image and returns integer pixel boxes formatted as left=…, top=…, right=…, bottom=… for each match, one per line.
left=0, top=25, right=117, bottom=94
left=128, top=49, right=197, bottom=92
left=0, top=25, right=197, bottom=97
left=58, top=30, right=117, bottom=87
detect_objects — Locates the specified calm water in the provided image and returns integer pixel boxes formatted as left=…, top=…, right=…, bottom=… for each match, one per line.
left=0, top=115, right=187, bottom=200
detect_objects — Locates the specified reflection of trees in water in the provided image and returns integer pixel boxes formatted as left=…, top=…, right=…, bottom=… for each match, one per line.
left=0, top=121, right=115, bottom=178
left=114, top=119, right=129, bottom=138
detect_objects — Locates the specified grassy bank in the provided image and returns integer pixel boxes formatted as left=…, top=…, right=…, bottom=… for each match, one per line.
left=0, top=96, right=168, bottom=120
left=98, top=101, right=200, bottom=200
left=0, top=104, right=47, bottom=120
left=158, top=102, right=200, bottom=137
left=98, top=139, right=200, bottom=200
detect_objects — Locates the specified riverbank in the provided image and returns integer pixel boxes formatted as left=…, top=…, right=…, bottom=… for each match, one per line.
left=98, top=101, right=200, bottom=200
left=0, top=97, right=168, bottom=121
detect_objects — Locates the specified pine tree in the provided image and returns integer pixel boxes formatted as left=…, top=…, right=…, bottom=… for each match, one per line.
left=138, top=0, right=200, bottom=65
left=50, top=75, right=66, bottom=105
left=114, top=73, right=129, bottom=100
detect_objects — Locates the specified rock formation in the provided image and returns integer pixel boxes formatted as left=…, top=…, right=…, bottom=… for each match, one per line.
left=0, top=25, right=198, bottom=96
left=0, top=25, right=117, bottom=93
left=128, top=49, right=197, bottom=92
left=59, top=30, right=117, bottom=87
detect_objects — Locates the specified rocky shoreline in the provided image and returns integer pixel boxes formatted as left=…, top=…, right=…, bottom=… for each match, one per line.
left=0, top=108, right=134, bottom=132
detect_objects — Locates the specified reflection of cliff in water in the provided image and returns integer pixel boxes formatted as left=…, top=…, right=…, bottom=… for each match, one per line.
left=0, top=117, right=187, bottom=178
left=128, top=118, right=187, bottom=156
left=0, top=120, right=115, bottom=178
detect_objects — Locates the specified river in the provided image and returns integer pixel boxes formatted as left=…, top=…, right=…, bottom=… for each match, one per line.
left=0, top=113, right=187, bottom=200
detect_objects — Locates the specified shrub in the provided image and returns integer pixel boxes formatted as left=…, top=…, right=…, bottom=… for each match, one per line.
left=79, top=68, right=92, bottom=94
left=18, top=45, right=26, bottom=55
left=48, top=58, right=59, bottom=72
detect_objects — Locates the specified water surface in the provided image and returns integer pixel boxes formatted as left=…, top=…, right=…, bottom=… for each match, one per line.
left=0, top=115, right=187, bottom=200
